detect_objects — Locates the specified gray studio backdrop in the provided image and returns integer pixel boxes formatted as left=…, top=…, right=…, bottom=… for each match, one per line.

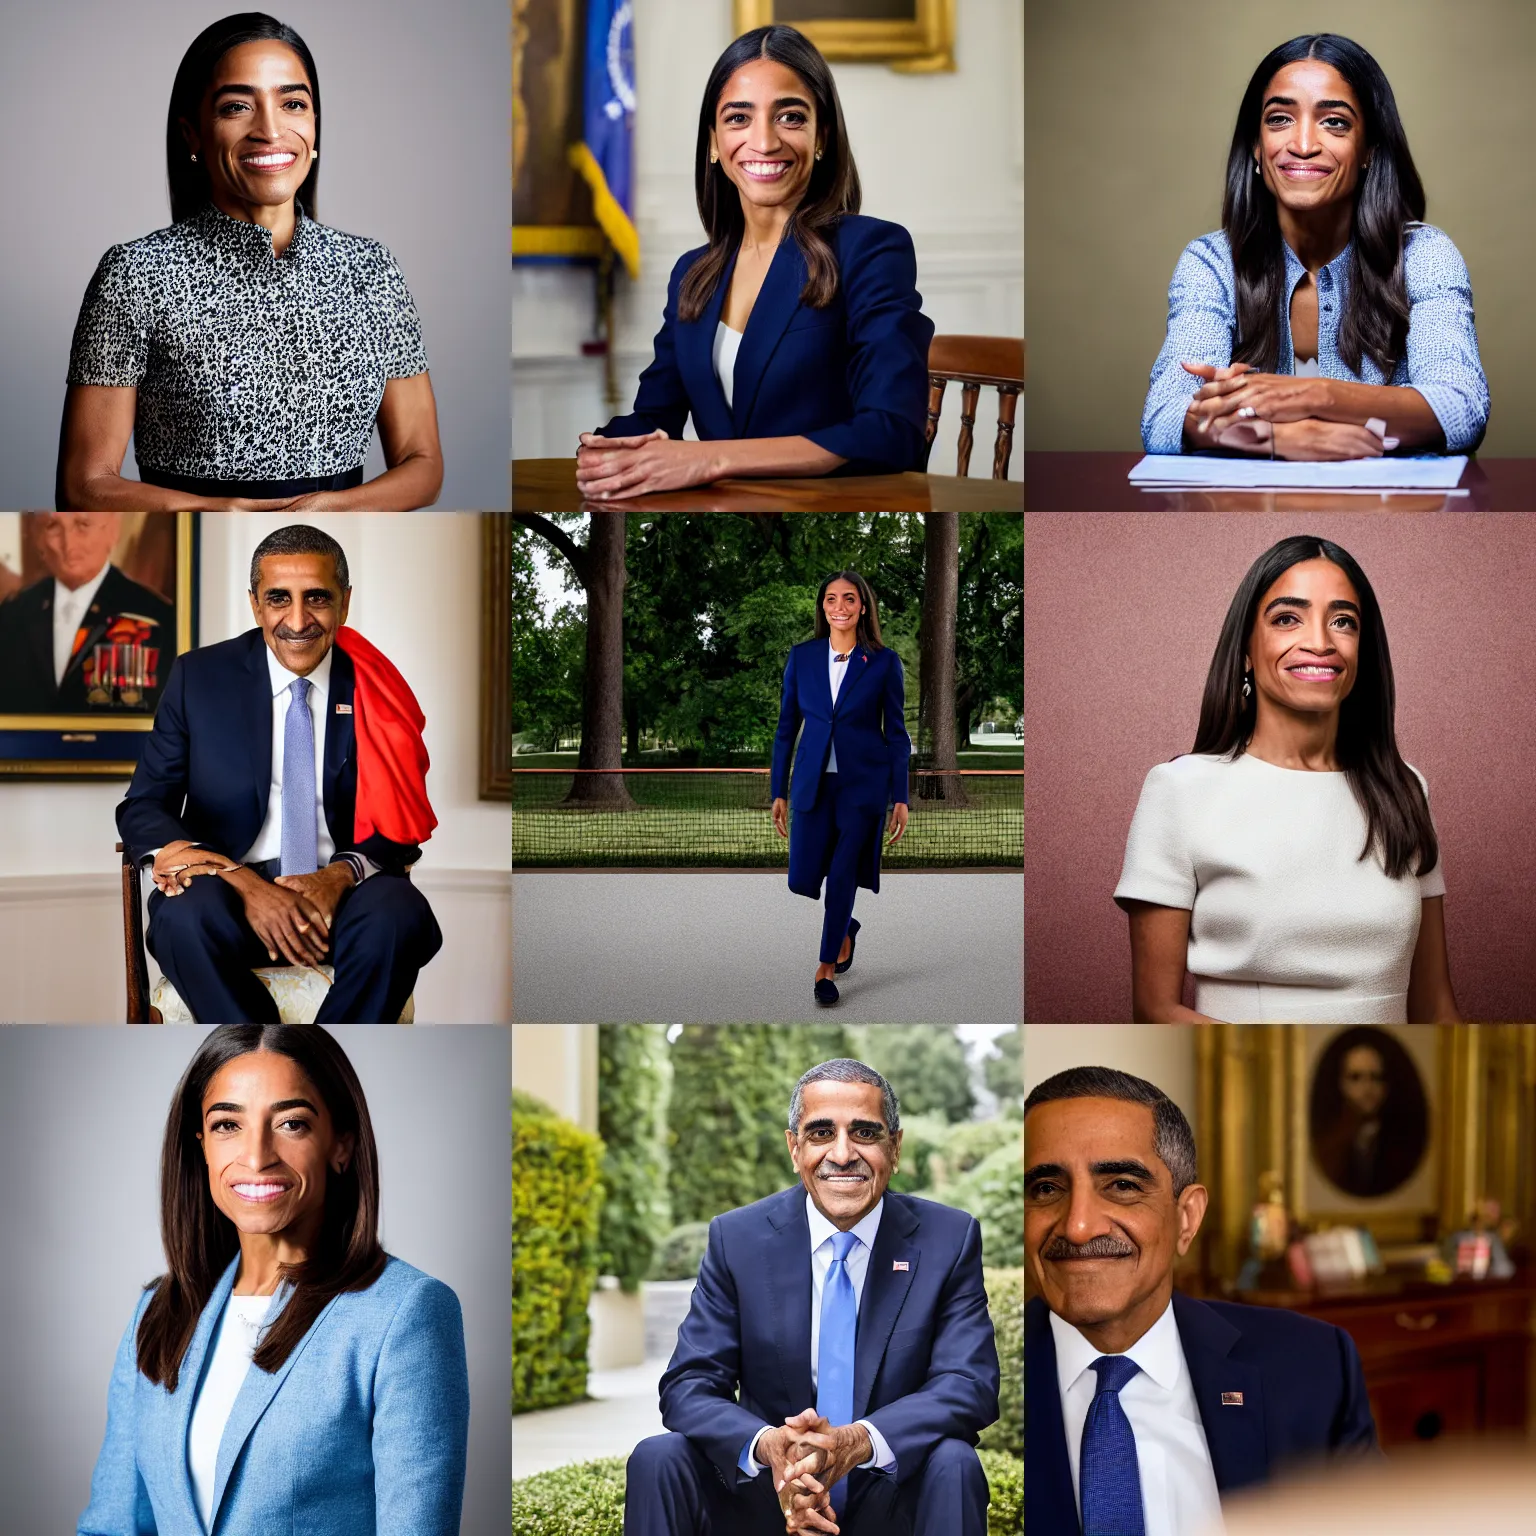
left=0, top=1026, right=511, bottom=1535
left=0, top=0, right=508, bottom=509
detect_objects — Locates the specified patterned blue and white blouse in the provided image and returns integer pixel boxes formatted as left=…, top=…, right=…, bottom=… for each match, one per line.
left=1141, top=223, right=1489, bottom=455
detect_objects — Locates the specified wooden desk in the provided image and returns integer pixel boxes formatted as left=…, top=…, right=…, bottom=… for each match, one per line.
left=1190, top=1270, right=1536, bottom=1446
left=1025, top=451, right=1536, bottom=512
left=513, top=458, right=1023, bottom=513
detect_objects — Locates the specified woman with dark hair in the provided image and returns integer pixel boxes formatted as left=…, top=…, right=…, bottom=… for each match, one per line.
left=79, top=1026, right=468, bottom=1534
left=58, top=13, right=443, bottom=511
left=575, top=26, right=934, bottom=500
left=1114, top=536, right=1459, bottom=1023
left=770, top=572, right=911, bottom=1006
left=1142, top=34, right=1488, bottom=460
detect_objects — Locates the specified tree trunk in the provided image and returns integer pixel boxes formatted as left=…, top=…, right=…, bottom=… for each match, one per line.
left=570, top=512, right=635, bottom=806
left=918, top=512, right=969, bottom=807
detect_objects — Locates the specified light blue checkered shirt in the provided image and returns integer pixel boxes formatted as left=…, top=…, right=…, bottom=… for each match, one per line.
left=1141, top=223, right=1489, bottom=455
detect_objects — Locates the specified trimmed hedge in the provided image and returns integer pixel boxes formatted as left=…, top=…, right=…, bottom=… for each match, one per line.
left=648, top=1220, right=710, bottom=1281
left=511, top=1451, right=1024, bottom=1535
left=931, top=1139, right=1023, bottom=1268
left=979, top=1268, right=1023, bottom=1457
left=513, top=1092, right=604, bottom=1413
left=597, top=1024, right=671, bottom=1292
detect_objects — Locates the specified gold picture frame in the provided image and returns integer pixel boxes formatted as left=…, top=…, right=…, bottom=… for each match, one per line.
left=733, top=0, right=955, bottom=73
left=1194, top=1025, right=1536, bottom=1284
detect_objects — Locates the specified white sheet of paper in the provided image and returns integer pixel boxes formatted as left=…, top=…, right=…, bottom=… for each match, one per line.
left=1128, top=454, right=1468, bottom=491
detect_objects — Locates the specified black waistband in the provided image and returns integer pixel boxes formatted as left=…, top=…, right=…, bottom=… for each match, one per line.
left=138, top=465, right=365, bottom=499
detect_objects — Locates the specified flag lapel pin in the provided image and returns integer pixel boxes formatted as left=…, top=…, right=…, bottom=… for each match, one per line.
left=335, top=703, right=352, bottom=714
left=892, top=1261, right=908, bottom=1271
left=1221, top=1392, right=1244, bottom=1406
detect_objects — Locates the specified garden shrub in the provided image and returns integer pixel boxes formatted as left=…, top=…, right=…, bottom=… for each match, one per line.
left=597, top=1024, right=671, bottom=1292
left=979, top=1268, right=1023, bottom=1457
left=648, top=1220, right=711, bottom=1281
left=939, top=1115, right=1022, bottom=1182
left=931, top=1140, right=1023, bottom=1268
left=511, top=1452, right=1024, bottom=1535
left=886, top=1111, right=950, bottom=1194
left=513, top=1093, right=604, bottom=1412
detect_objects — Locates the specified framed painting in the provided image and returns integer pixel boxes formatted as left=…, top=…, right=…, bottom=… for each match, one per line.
left=733, top=0, right=955, bottom=72
left=0, top=512, right=197, bottom=779
left=481, top=513, right=513, bottom=801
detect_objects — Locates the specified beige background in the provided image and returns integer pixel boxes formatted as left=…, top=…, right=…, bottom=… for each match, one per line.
left=1025, top=0, right=1536, bottom=455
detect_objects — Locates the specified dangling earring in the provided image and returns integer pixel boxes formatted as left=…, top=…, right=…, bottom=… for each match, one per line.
left=1253, top=159, right=1261, bottom=177
left=709, top=148, right=718, bottom=163
left=815, top=149, right=823, bottom=161
left=1242, top=670, right=1253, bottom=700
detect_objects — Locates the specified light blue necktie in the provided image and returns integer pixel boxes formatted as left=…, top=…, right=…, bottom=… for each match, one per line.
left=280, top=677, right=318, bottom=876
left=815, top=1230, right=859, bottom=1517
left=1081, top=1355, right=1146, bottom=1536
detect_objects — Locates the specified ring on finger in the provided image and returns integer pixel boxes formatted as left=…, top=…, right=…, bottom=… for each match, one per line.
left=1237, top=405, right=1257, bottom=419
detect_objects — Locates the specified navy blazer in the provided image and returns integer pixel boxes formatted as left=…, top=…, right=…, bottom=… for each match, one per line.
left=1025, top=1291, right=1379, bottom=1533
left=80, top=1254, right=469, bottom=1536
left=116, top=629, right=420, bottom=876
left=601, top=215, right=935, bottom=474
left=659, top=1186, right=1000, bottom=1491
left=771, top=639, right=911, bottom=815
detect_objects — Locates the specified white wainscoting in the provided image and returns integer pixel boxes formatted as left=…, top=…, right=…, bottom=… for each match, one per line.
left=0, top=868, right=510, bottom=1025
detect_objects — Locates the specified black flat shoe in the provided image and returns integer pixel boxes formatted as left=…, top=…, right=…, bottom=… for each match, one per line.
left=814, top=977, right=840, bottom=1007
left=834, top=919, right=861, bottom=976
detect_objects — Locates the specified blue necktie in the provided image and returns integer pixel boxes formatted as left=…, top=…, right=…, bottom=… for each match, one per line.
left=280, top=677, right=318, bottom=876
left=1081, top=1355, right=1145, bottom=1536
left=815, top=1230, right=858, bottom=1517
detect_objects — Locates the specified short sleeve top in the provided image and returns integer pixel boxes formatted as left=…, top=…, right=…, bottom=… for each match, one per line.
left=1114, top=753, right=1444, bottom=1004
left=67, top=204, right=428, bottom=481
left=1140, top=223, right=1489, bottom=455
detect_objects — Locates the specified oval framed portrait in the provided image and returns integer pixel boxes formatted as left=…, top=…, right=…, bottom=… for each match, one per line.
left=1308, top=1026, right=1430, bottom=1199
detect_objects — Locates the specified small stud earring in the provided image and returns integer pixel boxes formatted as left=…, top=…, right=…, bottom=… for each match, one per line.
left=815, top=149, right=823, bottom=161
left=312, top=148, right=319, bottom=160
left=190, top=153, right=198, bottom=163
left=1253, top=160, right=1261, bottom=176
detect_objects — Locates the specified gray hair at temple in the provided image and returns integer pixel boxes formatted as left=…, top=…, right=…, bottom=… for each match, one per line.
left=1025, top=1065, right=1198, bottom=1195
left=249, top=525, right=351, bottom=594
left=788, top=1058, right=900, bottom=1135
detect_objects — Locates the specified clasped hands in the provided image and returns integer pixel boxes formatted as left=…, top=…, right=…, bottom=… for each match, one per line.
left=575, top=429, right=723, bottom=500
left=151, top=839, right=355, bottom=967
left=758, top=1409, right=872, bottom=1534
left=1180, top=361, right=1394, bottom=461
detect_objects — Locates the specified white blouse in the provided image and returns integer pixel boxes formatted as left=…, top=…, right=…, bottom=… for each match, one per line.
left=1114, top=752, right=1445, bottom=1022
left=713, top=321, right=743, bottom=408
left=187, top=1292, right=275, bottom=1527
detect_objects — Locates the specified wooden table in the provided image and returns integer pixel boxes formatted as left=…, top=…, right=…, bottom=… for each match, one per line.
left=513, top=458, right=1023, bottom=513
left=1025, top=451, right=1536, bottom=512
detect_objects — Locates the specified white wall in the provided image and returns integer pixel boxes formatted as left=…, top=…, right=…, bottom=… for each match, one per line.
left=1023, top=1026, right=1198, bottom=1131
left=0, top=513, right=510, bottom=1023
left=513, top=0, right=1024, bottom=479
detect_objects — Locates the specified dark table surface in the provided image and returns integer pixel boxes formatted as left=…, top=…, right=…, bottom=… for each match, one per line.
left=513, top=459, right=1024, bottom=513
left=1025, top=451, right=1536, bottom=512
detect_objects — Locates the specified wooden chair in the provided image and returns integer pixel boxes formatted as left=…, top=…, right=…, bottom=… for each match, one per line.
left=116, top=843, right=414, bottom=1024
left=926, top=336, right=1025, bottom=479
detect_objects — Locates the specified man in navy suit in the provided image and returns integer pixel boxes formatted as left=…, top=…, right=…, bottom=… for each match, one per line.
left=1025, top=1066, right=1379, bottom=1536
left=116, top=525, right=441, bottom=1023
left=625, top=1058, right=999, bottom=1535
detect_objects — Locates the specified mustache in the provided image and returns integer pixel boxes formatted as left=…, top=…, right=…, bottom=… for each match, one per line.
left=275, top=625, right=324, bottom=641
left=1041, top=1233, right=1136, bottom=1261
left=819, top=1162, right=871, bottom=1178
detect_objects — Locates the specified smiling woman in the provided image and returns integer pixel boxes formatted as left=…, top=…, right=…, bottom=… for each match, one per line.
left=1113, top=535, right=1459, bottom=1025
left=56, top=12, right=443, bottom=512
left=1141, top=33, right=1490, bottom=461
left=78, top=1025, right=469, bottom=1536
left=575, top=24, right=934, bottom=500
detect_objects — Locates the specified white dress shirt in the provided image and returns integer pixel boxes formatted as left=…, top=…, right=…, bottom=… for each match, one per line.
left=713, top=321, right=743, bottom=408
left=826, top=639, right=854, bottom=773
left=52, top=560, right=111, bottom=685
left=187, top=1292, right=275, bottom=1528
left=1050, top=1301, right=1225, bottom=1536
left=743, top=1193, right=898, bottom=1480
left=242, top=645, right=335, bottom=866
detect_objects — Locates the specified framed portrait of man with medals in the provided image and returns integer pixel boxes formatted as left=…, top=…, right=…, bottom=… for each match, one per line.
left=0, top=512, right=196, bottom=779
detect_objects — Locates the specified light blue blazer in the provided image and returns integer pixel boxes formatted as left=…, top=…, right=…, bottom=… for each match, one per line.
left=79, top=1254, right=469, bottom=1536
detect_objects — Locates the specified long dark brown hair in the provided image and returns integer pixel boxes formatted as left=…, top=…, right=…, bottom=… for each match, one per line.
left=1192, top=535, right=1436, bottom=881
left=677, top=26, right=860, bottom=322
left=167, top=13, right=323, bottom=224
left=136, top=1026, right=385, bottom=1391
left=1223, top=34, right=1424, bottom=377
left=812, top=569, right=884, bottom=651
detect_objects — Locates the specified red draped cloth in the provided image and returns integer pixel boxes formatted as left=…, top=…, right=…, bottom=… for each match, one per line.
left=334, top=627, right=437, bottom=845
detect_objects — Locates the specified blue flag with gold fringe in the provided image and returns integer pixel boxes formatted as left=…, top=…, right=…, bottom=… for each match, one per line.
left=569, top=0, right=638, bottom=279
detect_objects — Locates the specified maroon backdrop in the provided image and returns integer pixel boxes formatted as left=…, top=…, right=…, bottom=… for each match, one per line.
left=1024, top=512, right=1536, bottom=1023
